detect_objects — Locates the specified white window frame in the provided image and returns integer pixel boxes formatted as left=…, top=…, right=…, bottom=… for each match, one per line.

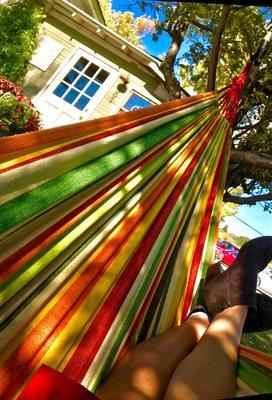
left=113, top=86, right=160, bottom=115
left=39, top=48, right=119, bottom=119
left=119, top=91, right=155, bottom=112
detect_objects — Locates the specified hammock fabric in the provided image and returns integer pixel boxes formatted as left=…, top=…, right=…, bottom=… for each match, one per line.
left=0, top=65, right=271, bottom=399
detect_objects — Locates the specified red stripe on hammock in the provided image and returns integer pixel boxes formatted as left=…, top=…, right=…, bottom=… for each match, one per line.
left=1, top=111, right=210, bottom=282
left=116, top=196, right=197, bottom=362
left=0, top=97, right=210, bottom=173
left=181, top=132, right=230, bottom=321
left=62, top=124, right=216, bottom=381
left=0, top=94, right=210, bottom=156
left=0, top=127, right=207, bottom=399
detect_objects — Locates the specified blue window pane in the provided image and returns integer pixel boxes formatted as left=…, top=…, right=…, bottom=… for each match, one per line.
left=74, top=95, right=90, bottom=110
left=64, top=70, right=79, bottom=84
left=124, top=94, right=152, bottom=111
left=85, top=63, right=99, bottom=78
left=74, top=57, right=88, bottom=71
left=95, top=70, right=109, bottom=84
left=85, top=82, right=99, bottom=97
left=64, top=88, right=80, bottom=104
left=75, top=76, right=89, bottom=90
left=53, top=82, right=69, bottom=97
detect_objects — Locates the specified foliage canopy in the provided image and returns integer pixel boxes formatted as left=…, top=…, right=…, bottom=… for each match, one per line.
left=0, top=0, right=45, bottom=83
left=101, top=1, right=272, bottom=211
left=98, top=0, right=155, bottom=46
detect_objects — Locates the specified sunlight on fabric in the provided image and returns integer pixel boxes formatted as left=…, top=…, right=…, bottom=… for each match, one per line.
left=0, top=78, right=271, bottom=399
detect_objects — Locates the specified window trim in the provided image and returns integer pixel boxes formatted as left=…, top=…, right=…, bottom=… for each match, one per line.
left=114, top=88, right=159, bottom=115
left=119, top=92, right=154, bottom=112
left=39, top=47, right=119, bottom=119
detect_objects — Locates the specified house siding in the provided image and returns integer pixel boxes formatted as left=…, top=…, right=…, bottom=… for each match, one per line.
left=24, top=17, right=168, bottom=127
left=24, top=23, right=75, bottom=99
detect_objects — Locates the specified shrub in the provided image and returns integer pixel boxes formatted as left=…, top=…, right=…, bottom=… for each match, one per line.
left=0, top=77, right=40, bottom=136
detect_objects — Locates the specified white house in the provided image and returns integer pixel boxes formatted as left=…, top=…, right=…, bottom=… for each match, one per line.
left=23, top=0, right=169, bottom=128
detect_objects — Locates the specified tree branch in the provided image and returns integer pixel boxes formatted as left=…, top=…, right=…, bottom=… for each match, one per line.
left=207, top=5, right=231, bottom=91
left=230, top=5, right=248, bottom=11
left=242, top=24, right=254, bottom=57
left=233, top=116, right=271, bottom=140
left=190, top=19, right=214, bottom=33
left=230, top=150, right=272, bottom=169
left=223, top=192, right=272, bottom=205
left=235, top=120, right=263, bottom=133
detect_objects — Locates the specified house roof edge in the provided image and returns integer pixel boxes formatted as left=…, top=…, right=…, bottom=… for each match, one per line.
left=45, top=0, right=165, bottom=81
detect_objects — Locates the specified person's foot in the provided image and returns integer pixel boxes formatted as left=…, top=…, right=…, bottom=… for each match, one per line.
left=203, top=255, right=272, bottom=332
left=243, top=293, right=272, bottom=333
left=203, top=236, right=272, bottom=318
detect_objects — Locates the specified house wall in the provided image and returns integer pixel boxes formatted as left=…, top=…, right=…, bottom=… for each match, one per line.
left=24, top=18, right=168, bottom=128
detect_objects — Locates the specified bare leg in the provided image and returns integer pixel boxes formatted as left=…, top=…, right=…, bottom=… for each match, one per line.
left=163, top=305, right=248, bottom=400
left=96, top=314, right=209, bottom=400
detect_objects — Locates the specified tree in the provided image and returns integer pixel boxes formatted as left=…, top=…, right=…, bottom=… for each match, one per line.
left=0, top=0, right=45, bottom=83
left=0, top=77, right=40, bottom=135
left=98, top=0, right=155, bottom=47
left=226, top=51, right=272, bottom=211
left=157, top=3, right=272, bottom=211
left=220, top=200, right=239, bottom=222
left=234, top=235, right=252, bottom=247
left=106, top=1, right=272, bottom=211
left=217, top=229, right=251, bottom=248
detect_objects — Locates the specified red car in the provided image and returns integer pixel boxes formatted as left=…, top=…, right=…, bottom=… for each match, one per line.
left=215, top=240, right=240, bottom=266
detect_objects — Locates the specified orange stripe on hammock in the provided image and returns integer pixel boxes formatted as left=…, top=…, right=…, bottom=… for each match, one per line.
left=239, top=344, right=272, bottom=371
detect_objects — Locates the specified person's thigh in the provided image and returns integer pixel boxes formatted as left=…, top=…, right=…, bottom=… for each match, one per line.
left=95, top=316, right=209, bottom=400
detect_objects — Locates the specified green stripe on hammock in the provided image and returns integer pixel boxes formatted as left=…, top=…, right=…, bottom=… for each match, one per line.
left=0, top=109, right=216, bottom=306
left=0, top=108, right=208, bottom=236
left=0, top=72, right=271, bottom=398
left=238, top=358, right=272, bottom=393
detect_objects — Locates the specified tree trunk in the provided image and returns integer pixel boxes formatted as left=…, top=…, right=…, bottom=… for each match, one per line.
left=207, top=5, right=231, bottom=91
left=161, top=35, right=183, bottom=99
left=161, top=23, right=189, bottom=99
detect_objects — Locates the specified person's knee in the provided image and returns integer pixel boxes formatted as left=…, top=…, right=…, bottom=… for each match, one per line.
left=128, top=342, right=162, bottom=367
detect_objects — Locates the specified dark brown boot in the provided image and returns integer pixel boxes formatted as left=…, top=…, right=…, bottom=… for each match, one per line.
left=243, top=293, right=272, bottom=333
left=203, top=236, right=272, bottom=317
left=204, top=262, right=222, bottom=284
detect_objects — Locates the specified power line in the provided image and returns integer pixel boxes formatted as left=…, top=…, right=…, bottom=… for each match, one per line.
left=234, top=216, right=264, bottom=236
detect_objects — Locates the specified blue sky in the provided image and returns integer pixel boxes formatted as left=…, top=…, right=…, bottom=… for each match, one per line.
left=224, top=204, right=272, bottom=240
left=112, top=0, right=177, bottom=58
left=112, top=1, right=271, bottom=240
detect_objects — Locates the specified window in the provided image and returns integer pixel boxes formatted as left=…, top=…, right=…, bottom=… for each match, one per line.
left=30, top=36, right=63, bottom=71
left=53, top=56, right=110, bottom=111
left=37, top=48, right=118, bottom=121
left=119, top=93, right=153, bottom=113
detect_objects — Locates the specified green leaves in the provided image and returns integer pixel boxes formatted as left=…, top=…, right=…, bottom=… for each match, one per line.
left=0, top=0, right=45, bottom=83
left=98, top=0, right=156, bottom=47
left=144, top=1, right=271, bottom=210
left=176, top=5, right=269, bottom=93
left=0, top=77, right=40, bottom=135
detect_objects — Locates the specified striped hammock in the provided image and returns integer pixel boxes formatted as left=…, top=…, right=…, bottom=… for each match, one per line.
left=0, top=66, right=271, bottom=399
